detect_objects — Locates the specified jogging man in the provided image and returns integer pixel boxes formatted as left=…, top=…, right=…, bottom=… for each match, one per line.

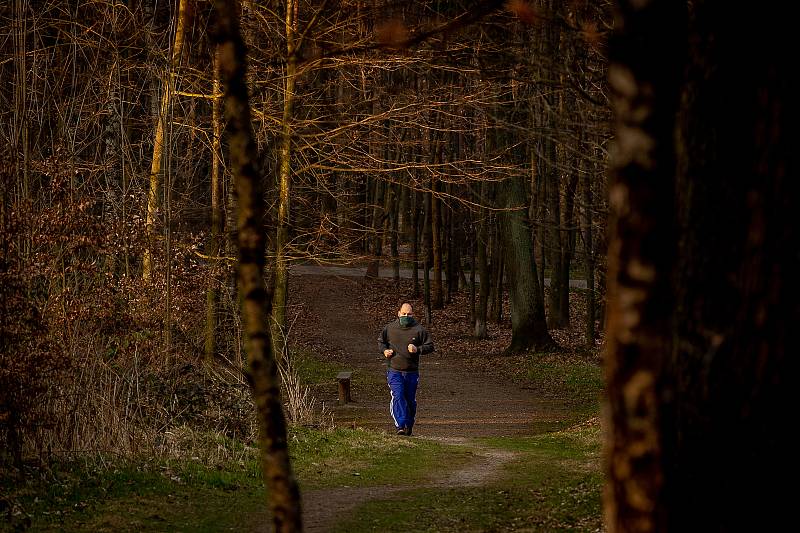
left=378, top=303, right=434, bottom=436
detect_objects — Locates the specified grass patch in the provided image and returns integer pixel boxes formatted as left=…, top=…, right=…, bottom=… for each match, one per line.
left=293, top=349, right=345, bottom=385
left=526, top=353, right=603, bottom=414
left=2, top=427, right=471, bottom=532
left=290, top=426, right=472, bottom=489
left=292, top=349, right=385, bottom=399
left=2, top=455, right=265, bottom=532
left=333, top=420, right=602, bottom=532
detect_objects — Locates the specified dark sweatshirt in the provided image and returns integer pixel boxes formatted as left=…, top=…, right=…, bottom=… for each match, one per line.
left=378, top=317, right=434, bottom=372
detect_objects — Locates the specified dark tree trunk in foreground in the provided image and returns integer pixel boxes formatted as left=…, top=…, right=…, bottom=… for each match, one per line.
left=668, top=2, right=795, bottom=530
left=499, top=175, right=553, bottom=353
left=604, top=0, right=685, bottom=529
left=605, top=0, right=795, bottom=531
left=212, top=1, right=302, bottom=531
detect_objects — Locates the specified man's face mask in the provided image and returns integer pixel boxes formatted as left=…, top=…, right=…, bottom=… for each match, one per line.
left=399, top=315, right=413, bottom=327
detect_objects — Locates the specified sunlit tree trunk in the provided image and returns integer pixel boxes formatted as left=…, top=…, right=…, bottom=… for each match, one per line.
left=212, top=0, right=302, bottom=530
left=143, top=0, right=189, bottom=282
left=272, top=0, right=297, bottom=362
left=205, top=45, right=223, bottom=365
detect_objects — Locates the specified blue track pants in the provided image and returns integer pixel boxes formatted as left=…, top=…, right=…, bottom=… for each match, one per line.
left=387, top=369, right=419, bottom=431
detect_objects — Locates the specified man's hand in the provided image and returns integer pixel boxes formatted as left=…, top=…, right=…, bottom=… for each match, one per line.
left=384, top=349, right=394, bottom=358
left=407, top=344, right=418, bottom=353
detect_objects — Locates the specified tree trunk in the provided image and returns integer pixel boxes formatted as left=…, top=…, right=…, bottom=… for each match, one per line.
left=272, top=0, right=298, bottom=363
left=558, top=172, right=578, bottom=326
left=390, top=183, right=400, bottom=285
left=143, top=0, right=189, bottom=282
left=411, top=190, right=420, bottom=297
left=604, top=0, right=685, bottom=529
left=366, top=178, right=384, bottom=278
left=667, top=2, right=794, bottom=530
left=468, top=228, right=475, bottom=323
left=499, top=175, right=554, bottom=353
left=444, top=195, right=452, bottom=304
left=545, top=136, right=564, bottom=328
left=423, top=190, right=432, bottom=324
left=488, top=219, right=502, bottom=324
left=431, top=179, right=443, bottom=309
left=205, top=45, right=223, bottom=365
left=580, top=154, right=596, bottom=348
left=474, top=185, right=489, bottom=339
left=211, top=1, right=302, bottom=530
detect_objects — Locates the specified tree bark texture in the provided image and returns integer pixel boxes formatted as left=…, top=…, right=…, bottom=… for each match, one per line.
left=212, top=1, right=303, bottom=530
left=667, top=2, right=795, bottom=530
left=604, top=0, right=686, bottom=530
left=499, top=175, right=553, bottom=353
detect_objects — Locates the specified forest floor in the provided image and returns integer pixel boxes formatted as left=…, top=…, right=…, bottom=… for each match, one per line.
left=2, top=270, right=604, bottom=532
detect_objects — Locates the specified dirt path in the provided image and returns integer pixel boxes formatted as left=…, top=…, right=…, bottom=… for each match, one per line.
left=282, top=273, right=568, bottom=532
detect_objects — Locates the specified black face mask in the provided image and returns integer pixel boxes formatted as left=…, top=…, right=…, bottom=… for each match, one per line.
left=399, top=316, right=414, bottom=327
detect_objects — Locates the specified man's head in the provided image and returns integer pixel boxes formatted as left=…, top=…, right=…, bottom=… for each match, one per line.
left=397, top=303, right=413, bottom=318
left=397, top=303, right=415, bottom=327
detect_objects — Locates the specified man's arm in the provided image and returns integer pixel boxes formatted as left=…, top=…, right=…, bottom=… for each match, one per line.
left=417, top=327, right=434, bottom=355
left=378, top=326, right=391, bottom=353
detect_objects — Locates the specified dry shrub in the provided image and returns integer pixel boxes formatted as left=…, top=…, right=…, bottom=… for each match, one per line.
left=0, top=165, right=328, bottom=472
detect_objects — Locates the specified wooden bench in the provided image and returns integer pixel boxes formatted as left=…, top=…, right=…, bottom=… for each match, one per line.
left=336, top=371, right=353, bottom=405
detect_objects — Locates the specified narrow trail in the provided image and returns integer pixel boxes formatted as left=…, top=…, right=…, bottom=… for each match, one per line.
left=260, top=272, right=567, bottom=532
